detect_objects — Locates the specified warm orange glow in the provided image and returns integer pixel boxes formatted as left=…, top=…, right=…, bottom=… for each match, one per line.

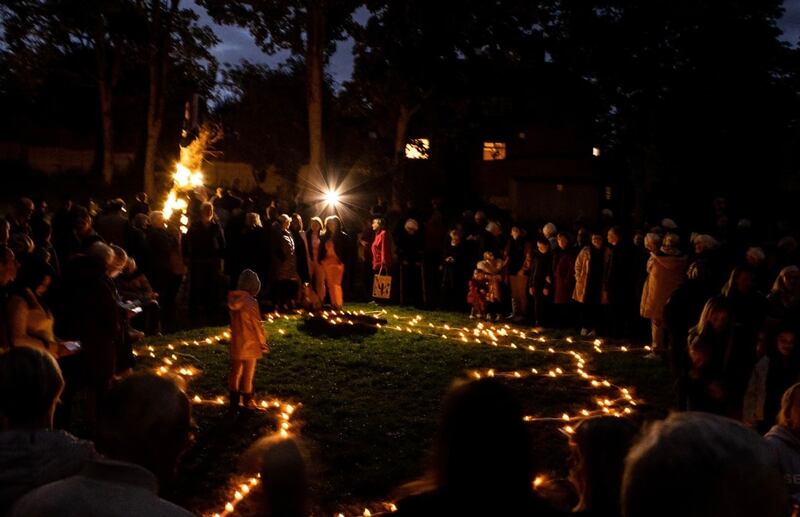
left=405, top=138, right=430, bottom=159
left=483, top=141, right=507, bottom=161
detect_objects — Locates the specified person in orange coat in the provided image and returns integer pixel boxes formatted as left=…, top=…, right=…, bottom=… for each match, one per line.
left=228, top=269, right=267, bottom=410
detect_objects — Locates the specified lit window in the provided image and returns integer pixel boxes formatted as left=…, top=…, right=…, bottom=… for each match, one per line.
left=483, top=142, right=507, bottom=161
left=592, top=147, right=601, bottom=157
left=405, top=138, right=430, bottom=159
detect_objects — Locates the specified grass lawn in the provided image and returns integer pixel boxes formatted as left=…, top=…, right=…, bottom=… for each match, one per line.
left=134, top=304, right=673, bottom=516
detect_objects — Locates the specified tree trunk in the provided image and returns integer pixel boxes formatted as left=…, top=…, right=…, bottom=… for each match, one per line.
left=391, top=104, right=415, bottom=209
left=96, top=41, right=115, bottom=186
left=306, top=0, right=326, bottom=185
left=98, top=80, right=115, bottom=185
left=143, top=0, right=177, bottom=197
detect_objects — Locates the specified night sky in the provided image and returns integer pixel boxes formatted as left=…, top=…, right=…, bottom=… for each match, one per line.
left=192, top=0, right=800, bottom=87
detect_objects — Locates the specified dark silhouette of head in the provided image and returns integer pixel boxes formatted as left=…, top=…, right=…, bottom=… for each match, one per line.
left=96, top=373, right=191, bottom=484
left=259, top=436, right=309, bottom=517
left=0, top=346, right=64, bottom=430
left=569, top=416, right=638, bottom=514
left=432, top=378, right=532, bottom=510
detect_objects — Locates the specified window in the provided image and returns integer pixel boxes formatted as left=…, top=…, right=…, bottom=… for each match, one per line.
left=405, top=138, right=430, bottom=160
left=483, top=142, right=507, bottom=161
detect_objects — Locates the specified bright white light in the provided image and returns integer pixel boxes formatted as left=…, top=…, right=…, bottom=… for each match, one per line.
left=592, top=147, right=601, bottom=157
left=325, top=190, right=340, bottom=206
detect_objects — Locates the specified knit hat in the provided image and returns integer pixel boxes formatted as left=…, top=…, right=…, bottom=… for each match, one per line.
left=237, top=269, right=261, bottom=296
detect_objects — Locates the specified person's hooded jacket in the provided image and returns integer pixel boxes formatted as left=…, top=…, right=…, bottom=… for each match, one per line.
left=228, top=288, right=266, bottom=361
left=640, top=251, right=688, bottom=320
left=0, top=429, right=96, bottom=514
left=765, top=424, right=800, bottom=503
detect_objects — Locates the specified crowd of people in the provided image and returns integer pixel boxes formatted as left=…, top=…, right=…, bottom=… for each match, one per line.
left=0, top=187, right=799, bottom=516
left=2, top=346, right=799, bottom=517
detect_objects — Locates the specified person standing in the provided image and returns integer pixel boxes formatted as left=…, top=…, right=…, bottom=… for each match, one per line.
left=395, top=219, right=425, bottom=307
left=552, top=233, right=576, bottom=329
left=505, top=226, right=531, bottom=322
left=271, top=214, right=299, bottom=310
left=306, top=217, right=325, bottom=299
left=574, top=232, right=610, bottom=337
left=183, top=203, right=225, bottom=326
left=529, top=237, right=553, bottom=329
left=640, top=233, right=688, bottom=359
left=370, top=218, right=392, bottom=300
left=144, top=211, right=184, bottom=333
left=318, top=216, right=349, bottom=310
left=227, top=269, right=267, bottom=411
left=290, top=214, right=311, bottom=286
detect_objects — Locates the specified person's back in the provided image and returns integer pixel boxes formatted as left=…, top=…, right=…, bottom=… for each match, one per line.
left=0, top=428, right=95, bottom=513
left=10, top=373, right=194, bottom=517
left=9, top=458, right=193, bottom=517
left=94, top=210, right=127, bottom=248
left=185, top=219, right=224, bottom=261
left=0, top=347, right=96, bottom=513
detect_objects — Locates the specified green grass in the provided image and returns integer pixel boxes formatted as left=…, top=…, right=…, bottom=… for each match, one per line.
left=135, top=304, right=672, bottom=516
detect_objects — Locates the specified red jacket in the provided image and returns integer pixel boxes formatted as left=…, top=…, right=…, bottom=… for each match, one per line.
left=371, top=229, right=392, bottom=272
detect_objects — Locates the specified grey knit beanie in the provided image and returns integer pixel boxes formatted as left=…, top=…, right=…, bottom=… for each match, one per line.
left=237, top=269, right=261, bottom=296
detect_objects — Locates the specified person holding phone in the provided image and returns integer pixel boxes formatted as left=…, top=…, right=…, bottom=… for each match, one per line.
left=7, top=260, right=74, bottom=357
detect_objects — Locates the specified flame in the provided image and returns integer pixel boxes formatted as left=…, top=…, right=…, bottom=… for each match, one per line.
left=161, top=130, right=210, bottom=230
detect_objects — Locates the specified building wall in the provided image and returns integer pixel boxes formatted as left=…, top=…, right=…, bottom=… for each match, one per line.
left=0, top=142, right=135, bottom=175
left=510, top=178, right=599, bottom=226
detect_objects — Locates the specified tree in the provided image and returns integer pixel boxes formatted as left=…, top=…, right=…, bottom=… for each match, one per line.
left=213, top=61, right=309, bottom=177
left=140, top=0, right=217, bottom=197
left=1, top=0, right=216, bottom=190
left=199, top=0, right=360, bottom=192
left=544, top=0, right=799, bottom=218
left=346, top=0, right=548, bottom=206
left=1, top=0, right=144, bottom=184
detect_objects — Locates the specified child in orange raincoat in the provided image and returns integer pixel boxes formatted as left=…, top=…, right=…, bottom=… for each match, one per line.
left=228, top=269, right=268, bottom=410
